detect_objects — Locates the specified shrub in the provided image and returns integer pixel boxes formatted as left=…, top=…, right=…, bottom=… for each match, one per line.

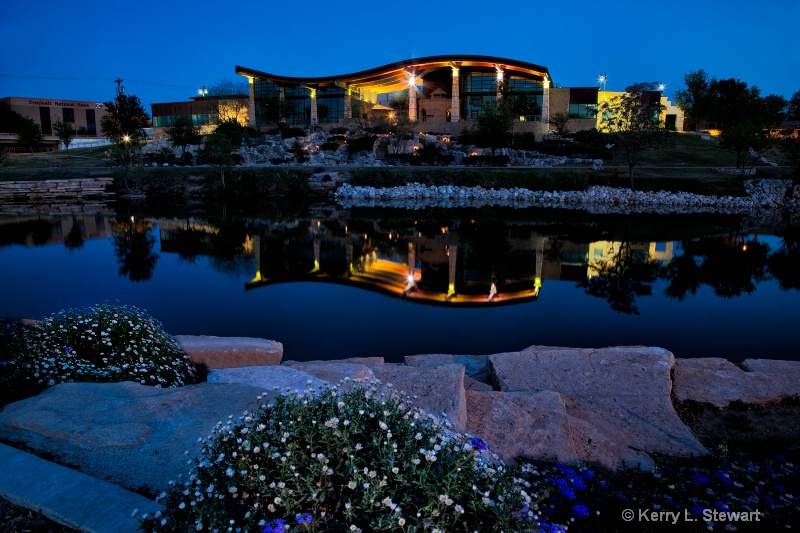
left=140, top=381, right=543, bottom=532
left=10, top=304, right=202, bottom=391
left=320, top=142, right=341, bottom=152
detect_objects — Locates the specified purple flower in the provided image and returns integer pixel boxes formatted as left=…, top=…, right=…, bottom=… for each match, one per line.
left=64, top=346, right=73, bottom=353
left=691, top=473, right=711, bottom=484
left=263, top=519, right=287, bottom=533
left=469, top=436, right=488, bottom=451
left=571, top=503, right=590, bottom=518
left=295, top=513, right=312, bottom=524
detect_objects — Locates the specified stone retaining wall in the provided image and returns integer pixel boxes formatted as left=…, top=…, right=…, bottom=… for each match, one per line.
left=0, top=178, right=114, bottom=202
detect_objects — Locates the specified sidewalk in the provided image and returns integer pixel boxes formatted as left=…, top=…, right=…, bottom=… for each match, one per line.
left=0, top=443, right=160, bottom=533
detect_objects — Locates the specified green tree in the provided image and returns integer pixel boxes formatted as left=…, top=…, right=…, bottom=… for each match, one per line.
left=786, top=89, right=800, bottom=121
left=101, top=94, right=150, bottom=145
left=471, top=98, right=514, bottom=155
left=16, top=117, right=43, bottom=154
left=547, top=112, right=572, bottom=140
left=213, top=118, right=244, bottom=147
left=52, top=118, right=76, bottom=156
left=779, top=136, right=800, bottom=179
left=165, top=115, right=202, bottom=158
left=205, top=77, right=249, bottom=124
left=389, top=89, right=409, bottom=120
left=600, top=82, right=668, bottom=190
left=203, top=131, right=236, bottom=186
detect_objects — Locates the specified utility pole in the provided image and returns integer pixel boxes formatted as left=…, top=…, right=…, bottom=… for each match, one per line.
left=114, top=78, right=124, bottom=95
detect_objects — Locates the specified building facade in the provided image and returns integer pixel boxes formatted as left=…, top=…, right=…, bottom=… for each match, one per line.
left=1, top=96, right=109, bottom=142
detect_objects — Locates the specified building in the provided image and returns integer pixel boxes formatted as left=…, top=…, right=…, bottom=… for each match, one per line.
left=0, top=96, right=110, bottom=149
left=150, top=95, right=248, bottom=140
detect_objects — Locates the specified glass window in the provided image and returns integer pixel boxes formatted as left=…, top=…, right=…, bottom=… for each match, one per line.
left=86, top=109, right=96, bottom=134
left=39, top=107, right=52, bottom=135
left=62, top=107, right=75, bottom=125
left=569, top=104, right=597, bottom=119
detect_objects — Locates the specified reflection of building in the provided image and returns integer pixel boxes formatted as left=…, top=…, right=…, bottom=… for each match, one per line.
left=587, top=240, right=677, bottom=277
left=0, top=215, right=113, bottom=246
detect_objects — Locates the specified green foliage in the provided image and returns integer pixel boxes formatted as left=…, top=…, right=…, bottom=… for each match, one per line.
left=320, top=141, right=341, bottom=152
left=778, top=136, right=800, bottom=179
left=165, top=115, right=202, bottom=157
left=0, top=101, right=29, bottom=133
left=468, top=99, right=514, bottom=154
left=788, top=89, right=800, bottom=121
left=101, top=94, right=150, bottom=145
left=600, top=82, right=670, bottom=189
left=229, top=167, right=311, bottom=198
left=52, top=118, right=76, bottom=154
left=547, top=112, right=572, bottom=139
left=346, top=135, right=376, bottom=155
left=202, top=132, right=237, bottom=186
left=140, top=382, right=539, bottom=533
left=214, top=119, right=245, bottom=147
left=16, top=117, right=43, bottom=153
left=0, top=305, right=203, bottom=405
left=289, top=140, right=308, bottom=163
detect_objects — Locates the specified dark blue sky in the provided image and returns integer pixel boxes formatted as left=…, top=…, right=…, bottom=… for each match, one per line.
left=1, top=0, right=798, bottom=112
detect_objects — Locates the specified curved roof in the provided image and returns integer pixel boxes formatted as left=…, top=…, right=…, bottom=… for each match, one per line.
left=236, top=55, right=551, bottom=94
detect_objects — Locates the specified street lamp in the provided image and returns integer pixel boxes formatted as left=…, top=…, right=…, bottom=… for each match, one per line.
left=598, top=72, right=607, bottom=91
left=198, top=86, right=208, bottom=98
left=658, top=82, right=666, bottom=92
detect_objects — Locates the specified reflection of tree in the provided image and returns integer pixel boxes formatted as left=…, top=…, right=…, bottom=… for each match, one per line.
left=63, top=217, right=85, bottom=254
left=662, top=235, right=769, bottom=299
left=767, top=227, right=800, bottom=291
left=112, top=218, right=158, bottom=282
left=579, top=241, right=660, bottom=314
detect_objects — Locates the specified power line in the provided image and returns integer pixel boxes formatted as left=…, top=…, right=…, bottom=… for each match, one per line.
left=0, top=74, right=197, bottom=91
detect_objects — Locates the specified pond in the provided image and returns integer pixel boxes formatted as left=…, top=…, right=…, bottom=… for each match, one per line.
left=1, top=202, right=799, bottom=363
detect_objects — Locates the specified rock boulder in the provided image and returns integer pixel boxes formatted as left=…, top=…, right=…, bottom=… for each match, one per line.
left=489, top=346, right=707, bottom=457
left=174, top=335, right=283, bottom=369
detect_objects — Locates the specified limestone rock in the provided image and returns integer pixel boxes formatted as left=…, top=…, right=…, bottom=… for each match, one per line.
left=673, top=357, right=799, bottom=407
left=371, top=364, right=467, bottom=432
left=208, top=365, right=325, bottom=392
left=466, top=390, right=653, bottom=469
left=0, top=382, right=265, bottom=493
left=283, top=356, right=384, bottom=367
left=489, top=346, right=707, bottom=457
left=404, top=353, right=493, bottom=383
left=174, top=335, right=283, bottom=368
left=284, top=362, right=375, bottom=385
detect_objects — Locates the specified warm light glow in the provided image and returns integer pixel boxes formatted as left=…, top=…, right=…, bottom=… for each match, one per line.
left=470, top=151, right=478, bottom=156
left=447, top=283, right=456, bottom=296
left=413, top=146, right=419, bottom=150
left=440, top=226, right=448, bottom=234
left=742, top=244, right=748, bottom=251
left=519, top=116, right=525, bottom=122
left=123, top=135, right=130, bottom=143
left=407, top=275, right=415, bottom=283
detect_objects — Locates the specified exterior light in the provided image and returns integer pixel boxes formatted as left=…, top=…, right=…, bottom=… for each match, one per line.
left=122, top=135, right=130, bottom=143
left=598, top=72, right=607, bottom=91
left=198, top=86, right=208, bottom=97
left=658, top=83, right=666, bottom=92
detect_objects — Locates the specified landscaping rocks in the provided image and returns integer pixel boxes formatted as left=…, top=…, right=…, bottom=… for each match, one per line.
left=207, top=365, right=325, bottom=392
left=404, top=353, right=492, bottom=383
left=174, top=335, right=283, bottom=368
left=280, top=361, right=376, bottom=384
left=371, top=363, right=468, bottom=432
left=0, top=381, right=265, bottom=493
left=673, top=357, right=800, bottom=408
left=489, top=346, right=707, bottom=457
left=466, top=390, right=653, bottom=470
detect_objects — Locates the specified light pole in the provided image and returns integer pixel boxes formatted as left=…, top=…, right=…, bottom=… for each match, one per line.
left=198, top=86, right=208, bottom=98
left=598, top=72, right=607, bottom=91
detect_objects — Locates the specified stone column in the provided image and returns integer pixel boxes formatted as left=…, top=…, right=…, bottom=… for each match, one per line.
left=448, top=244, right=458, bottom=297
left=408, top=241, right=415, bottom=279
left=408, top=71, right=417, bottom=122
left=496, top=66, right=504, bottom=102
left=310, top=88, right=318, bottom=126
left=279, top=86, right=286, bottom=124
left=247, top=77, right=256, bottom=128
left=542, top=78, right=550, bottom=125
left=451, top=67, right=460, bottom=123
left=344, top=87, right=352, bottom=119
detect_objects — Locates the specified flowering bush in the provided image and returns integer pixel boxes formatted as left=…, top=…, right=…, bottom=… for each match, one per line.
left=2, top=305, right=202, bottom=398
left=140, top=381, right=549, bottom=532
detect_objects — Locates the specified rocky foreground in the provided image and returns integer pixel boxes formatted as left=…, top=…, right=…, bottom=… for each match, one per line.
left=1, top=337, right=799, bottom=495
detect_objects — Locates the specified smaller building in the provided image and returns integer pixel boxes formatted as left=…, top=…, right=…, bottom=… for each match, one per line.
left=1, top=96, right=110, bottom=149
left=150, top=95, right=248, bottom=140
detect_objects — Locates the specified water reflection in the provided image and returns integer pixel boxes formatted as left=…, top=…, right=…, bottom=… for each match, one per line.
left=3, top=211, right=800, bottom=311
left=112, top=216, right=159, bottom=282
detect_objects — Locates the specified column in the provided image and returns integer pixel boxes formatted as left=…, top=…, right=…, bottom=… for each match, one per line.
left=279, top=86, right=286, bottom=124
left=408, top=71, right=417, bottom=122
left=408, top=241, right=415, bottom=279
left=310, top=88, right=318, bottom=126
left=496, top=66, right=504, bottom=101
left=450, top=67, right=460, bottom=123
left=448, top=245, right=458, bottom=298
left=344, top=87, right=352, bottom=119
left=542, top=77, right=550, bottom=125
left=252, top=235, right=262, bottom=282
left=247, top=77, right=256, bottom=128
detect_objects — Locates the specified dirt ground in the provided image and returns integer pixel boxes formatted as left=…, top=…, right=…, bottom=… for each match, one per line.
left=0, top=498, right=77, bottom=533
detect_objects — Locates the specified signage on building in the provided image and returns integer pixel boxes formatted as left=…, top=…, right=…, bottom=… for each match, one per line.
left=27, top=99, right=101, bottom=109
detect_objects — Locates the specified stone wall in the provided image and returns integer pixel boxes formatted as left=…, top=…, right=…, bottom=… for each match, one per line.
left=0, top=178, right=114, bottom=202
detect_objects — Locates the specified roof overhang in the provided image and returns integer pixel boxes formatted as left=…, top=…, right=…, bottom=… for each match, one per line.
left=236, top=55, right=552, bottom=95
